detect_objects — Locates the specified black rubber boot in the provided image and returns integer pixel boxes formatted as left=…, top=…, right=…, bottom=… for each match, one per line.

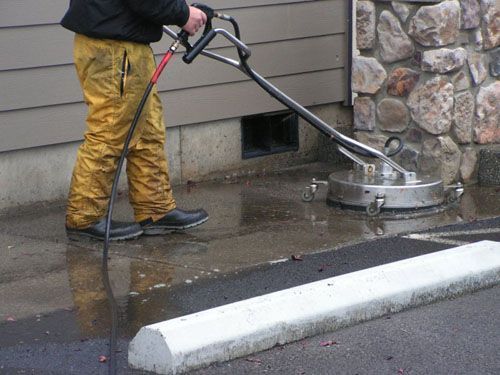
left=66, top=218, right=143, bottom=241
left=140, top=208, right=209, bottom=235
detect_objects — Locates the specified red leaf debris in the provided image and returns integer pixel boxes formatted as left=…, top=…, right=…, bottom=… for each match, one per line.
left=291, top=254, right=303, bottom=261
left=319, top=340, right=338, bottom=347
left=6, top=315, right=16, bottom=322
left=398, top=368, right=404, bottom=374
left=98, top=355, right=108, bottom=363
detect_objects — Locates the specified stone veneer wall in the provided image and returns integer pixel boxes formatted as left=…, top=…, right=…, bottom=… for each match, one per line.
left=353, top=0, right=499, bottom=184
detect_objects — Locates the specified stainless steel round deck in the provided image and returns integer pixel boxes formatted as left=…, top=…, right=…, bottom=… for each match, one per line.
left=326, top=170, right=444, bottom=211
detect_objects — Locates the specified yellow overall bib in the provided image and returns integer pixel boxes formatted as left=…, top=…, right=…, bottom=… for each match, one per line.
left=66, top=34, right=176, bottom=229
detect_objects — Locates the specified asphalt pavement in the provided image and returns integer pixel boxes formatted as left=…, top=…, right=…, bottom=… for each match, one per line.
left=192, top=285, right=500, bottom=375
left=0, top=163, right=499, bottom=374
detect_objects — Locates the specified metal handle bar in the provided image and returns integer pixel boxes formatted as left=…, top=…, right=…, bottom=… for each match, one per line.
left=163, top=26, right=251, bottom=62
left=338, top=146, right=367, bottom=167
left=162, top=23, right=416, bottom=181
left=245, top=68, right=415, bottom=180
left=163, top=25, right=247, bottom=70
left=183, top=28, right=251, bottom=63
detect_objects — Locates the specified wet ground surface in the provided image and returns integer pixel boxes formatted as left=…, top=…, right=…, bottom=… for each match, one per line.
left=0, top=162, right=499, bottom=373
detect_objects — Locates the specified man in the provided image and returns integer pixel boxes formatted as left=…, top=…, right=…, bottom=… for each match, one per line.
left=61, top=0, right=209, bottom=241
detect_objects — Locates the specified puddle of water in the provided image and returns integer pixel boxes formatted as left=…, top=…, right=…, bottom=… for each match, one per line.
left=67, top=182, right=500, bottom=339
left=1, top=163, right=499, bottom=344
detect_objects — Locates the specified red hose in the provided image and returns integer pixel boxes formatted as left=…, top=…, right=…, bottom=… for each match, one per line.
left=151, top=50, right=174, bottom=84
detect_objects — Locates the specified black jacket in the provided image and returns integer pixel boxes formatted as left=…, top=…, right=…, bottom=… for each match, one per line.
left=61, top=0, right=190, bottom=44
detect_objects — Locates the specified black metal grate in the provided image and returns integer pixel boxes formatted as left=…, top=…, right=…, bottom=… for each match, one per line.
left=241, top=111, right=299, bottom=159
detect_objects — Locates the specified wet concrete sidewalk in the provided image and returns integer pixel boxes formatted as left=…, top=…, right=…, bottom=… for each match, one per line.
left=0, top=162, right=499, bottom=371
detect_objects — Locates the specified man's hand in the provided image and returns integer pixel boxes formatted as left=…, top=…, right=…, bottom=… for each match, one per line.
left=182, top=6, right=207, bottom=36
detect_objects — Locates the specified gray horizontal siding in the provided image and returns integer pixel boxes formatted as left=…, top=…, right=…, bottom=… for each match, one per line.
left=0, top=0, right=310, bottom=27
left=2, top=35, right=346, bottom=111
left=0, top=0, right=348, bottom=152
left=1, top=69, right=345, bottom=152
left=1, top=1, right=346, bottom=70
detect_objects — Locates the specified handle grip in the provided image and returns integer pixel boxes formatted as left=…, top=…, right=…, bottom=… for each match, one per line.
left=181, top=3, right=216, bottom=63
left=191, top=3, right=215, bottom=20
left=183, top=29, right=217, bottom=63
left=190, top=3, right=215, bottom=37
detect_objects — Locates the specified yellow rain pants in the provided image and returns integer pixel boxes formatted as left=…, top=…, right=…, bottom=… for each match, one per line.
left=66, top=34, right=176, bottom=229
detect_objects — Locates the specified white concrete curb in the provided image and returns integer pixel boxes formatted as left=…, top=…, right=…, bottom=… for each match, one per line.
left=129, top=240, right=500, bottom=374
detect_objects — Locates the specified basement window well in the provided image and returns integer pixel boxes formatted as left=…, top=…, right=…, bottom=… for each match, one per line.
left=241, top=111, right=299, bottom=159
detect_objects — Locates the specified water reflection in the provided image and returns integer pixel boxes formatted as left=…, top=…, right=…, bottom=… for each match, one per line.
left=65, top=243, right=198, bottom=339
left=66, top=249, right=111, bottom=337
left=125, top=260, right=175, bottom=336
left=62, top=183, right=499, bottom=341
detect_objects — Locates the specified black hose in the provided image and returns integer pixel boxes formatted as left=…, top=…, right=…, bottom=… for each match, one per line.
left=384, top=136, right=404, bottom=157
left=102, top=81, right=155, bottom=375
left=100, top=254, right=118, bottom=374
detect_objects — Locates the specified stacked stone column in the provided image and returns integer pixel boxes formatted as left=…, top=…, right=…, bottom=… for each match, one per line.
left=353, top=0, right=499, bottom=184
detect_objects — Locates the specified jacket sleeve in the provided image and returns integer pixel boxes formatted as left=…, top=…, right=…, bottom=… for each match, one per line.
left=124, top=0, right=190, bottom=27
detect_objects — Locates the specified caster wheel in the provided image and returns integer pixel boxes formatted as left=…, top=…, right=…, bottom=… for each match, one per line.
left=366, top=202, right=381, bottom=216
left=445, top=194, right=457, bottom=205
left=302, top=190, right=314, bottom=202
